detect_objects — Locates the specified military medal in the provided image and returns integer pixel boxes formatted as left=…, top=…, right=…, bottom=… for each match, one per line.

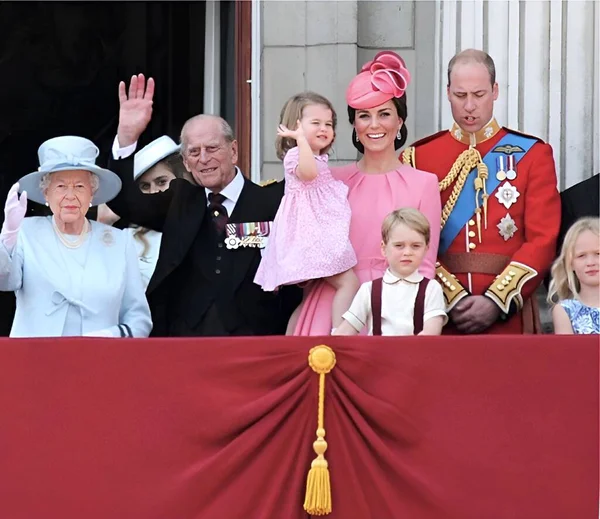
left=496, top=155, right=507, bottom=181
left=495, top=181, right=520, bottom=209
left=497, top=213, right=518, bottom=241
left=225, top=221, right=272, bottom=249
left=506, top=155, right=517, bottom=180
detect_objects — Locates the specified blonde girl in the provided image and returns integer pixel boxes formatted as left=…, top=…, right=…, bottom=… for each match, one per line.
left=548, top=217, right=599, bottom=334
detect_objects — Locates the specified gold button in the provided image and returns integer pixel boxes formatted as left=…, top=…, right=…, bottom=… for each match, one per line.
left=469, top=242, right=476, bottom=250
left=497, top=284, right=504, bottom=290
left=468, top=231, right=476, bottom=238
left=509, top=270, right=516, bottom=276
left=437, top=272, right=443, bottom=278
left=468, top=219, right=475, bottom=226
left=442, top=276, right=448, bottom=283
left=502, top=279, right=509, bottom=286
left=450, top=285, right=456, bottom=291
left=505, top=275, right=511, bottom=281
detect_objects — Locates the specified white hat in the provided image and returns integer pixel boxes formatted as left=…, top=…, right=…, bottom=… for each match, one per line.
left=19, top=136, right=122, bottom=206
left=134, top=136, right=181, bottom=181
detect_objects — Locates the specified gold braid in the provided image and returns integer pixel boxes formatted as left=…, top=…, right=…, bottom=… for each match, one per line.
left=439, top=148, right=482, bottom=228
left=400, top=147, right=415, bottom=167
left=404, top=145, right=487, bottom=234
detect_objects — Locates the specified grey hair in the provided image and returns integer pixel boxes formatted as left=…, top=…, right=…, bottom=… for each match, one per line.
left=179, top=114, right=235, bottom=155
left=447, top=48, right=496, bottom=87
left=39, top=171, right=100, bottom=194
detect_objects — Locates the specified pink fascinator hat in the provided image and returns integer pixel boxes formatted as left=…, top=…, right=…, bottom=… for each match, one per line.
left=346, top=51, right=411, bottom=109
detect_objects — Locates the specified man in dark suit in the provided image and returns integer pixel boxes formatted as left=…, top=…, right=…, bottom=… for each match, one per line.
left=557, top=174, right=599, bottom=251
left=108, top=74, right=299, bottom=336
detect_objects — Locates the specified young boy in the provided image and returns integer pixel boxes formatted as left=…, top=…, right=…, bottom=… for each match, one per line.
left=333, top=208, right=447, bottom=336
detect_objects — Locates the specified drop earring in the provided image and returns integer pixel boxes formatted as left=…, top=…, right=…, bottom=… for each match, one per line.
left=355, top=131, right=360, bottom=143
left=89, top=202, right=92, bottom=208
left=396, top=127, right=402, bottom=140
left=45, top=202, right=49, bottom=207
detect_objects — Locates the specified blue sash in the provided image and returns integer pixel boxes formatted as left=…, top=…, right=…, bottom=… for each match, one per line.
left=439, top=133, right=537, bottom=254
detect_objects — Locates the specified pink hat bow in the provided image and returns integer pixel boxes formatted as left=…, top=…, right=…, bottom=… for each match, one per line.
left=346, top=51, right=411, bottom=109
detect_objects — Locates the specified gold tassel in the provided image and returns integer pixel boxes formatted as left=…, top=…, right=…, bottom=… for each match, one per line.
left=304, top=345, right=336, bottom=516
left=477, top=161, right=489, bottom=229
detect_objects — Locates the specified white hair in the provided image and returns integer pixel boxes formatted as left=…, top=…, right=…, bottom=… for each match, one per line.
left=39, top=171, right=100, bottom=194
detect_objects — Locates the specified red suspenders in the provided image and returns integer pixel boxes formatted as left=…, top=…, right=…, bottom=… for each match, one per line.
left=370, top=277, right=430, bottom=335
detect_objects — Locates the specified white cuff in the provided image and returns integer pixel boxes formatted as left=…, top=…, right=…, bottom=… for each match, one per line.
left=341, top=311, right=364, bottom=333
left=112, top=135, right=138, bottom=160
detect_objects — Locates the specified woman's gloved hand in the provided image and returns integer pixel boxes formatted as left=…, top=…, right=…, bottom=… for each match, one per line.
left=1, top=183, right=28, bottom=251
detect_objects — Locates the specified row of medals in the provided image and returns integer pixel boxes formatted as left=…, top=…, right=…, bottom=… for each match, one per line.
left=496, top=155, right=517, bottom=181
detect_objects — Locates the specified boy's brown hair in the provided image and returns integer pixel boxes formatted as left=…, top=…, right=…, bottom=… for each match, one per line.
left=381, top=207, right=431, bottom=245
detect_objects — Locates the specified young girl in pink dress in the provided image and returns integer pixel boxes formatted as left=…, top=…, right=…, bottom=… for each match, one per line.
left=254, top=92, right=359, bottom=332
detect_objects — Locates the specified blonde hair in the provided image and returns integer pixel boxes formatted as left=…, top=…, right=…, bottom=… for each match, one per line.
left=275, top=92, right=337, bottom=160
left=381, top=208, right=431, bottom=245
left=547, top=217, right=600, bottom=304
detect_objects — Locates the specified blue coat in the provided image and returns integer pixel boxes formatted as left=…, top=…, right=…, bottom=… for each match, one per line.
left=0, top=217, right=152, bottom=337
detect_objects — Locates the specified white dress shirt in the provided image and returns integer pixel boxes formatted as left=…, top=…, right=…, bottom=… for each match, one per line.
left=343, top=268, right=447, bottom=336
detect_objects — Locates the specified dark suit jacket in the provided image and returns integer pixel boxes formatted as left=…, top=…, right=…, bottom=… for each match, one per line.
left=108, top=157, right=299, bottom=336
left=558, top=174, right=599, bottom=251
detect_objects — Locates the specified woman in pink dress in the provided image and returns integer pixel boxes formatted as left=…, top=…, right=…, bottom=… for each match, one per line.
left=294, top=51, right=442, bottom=335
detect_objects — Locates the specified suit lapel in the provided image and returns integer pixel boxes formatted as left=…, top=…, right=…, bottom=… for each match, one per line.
left=148, top=184, right=205, bottom=294
left=227, top=180, right=262, bottom=292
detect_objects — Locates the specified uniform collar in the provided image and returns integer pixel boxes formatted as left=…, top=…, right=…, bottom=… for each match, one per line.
left=449, top=117, right=501, bottom=146
left=382, top=268, right=423, bottom=285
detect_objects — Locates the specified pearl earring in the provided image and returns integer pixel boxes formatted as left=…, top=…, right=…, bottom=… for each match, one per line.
left=396, top=128, right=402, bottom=140
left=45, top=202, right=49, bottom=207
left=89, top=203, right=92, bottom=208
left=355, top=132, right=360, bottom=143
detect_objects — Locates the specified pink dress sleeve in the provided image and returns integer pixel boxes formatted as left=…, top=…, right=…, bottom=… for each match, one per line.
left=283, top=147, right=300, bottom=177
left=283, top=147, right=330, bottom=180
left=417, top=172, right=442, bottom=279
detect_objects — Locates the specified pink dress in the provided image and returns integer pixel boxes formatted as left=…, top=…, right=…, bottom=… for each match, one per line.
left=254, top=147, right=357, bottom=291
left=294, top=163, right=442, bottom=335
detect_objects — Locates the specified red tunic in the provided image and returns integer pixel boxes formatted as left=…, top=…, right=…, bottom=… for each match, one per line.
left=402, top=122, right=560, bottom=333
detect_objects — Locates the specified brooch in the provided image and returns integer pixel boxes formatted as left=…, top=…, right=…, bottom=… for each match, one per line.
left=102, top=229, right=114, bottom=246
left=497, top=213, right=518, bottom=241
left=495, top=181, right=520, bottom=209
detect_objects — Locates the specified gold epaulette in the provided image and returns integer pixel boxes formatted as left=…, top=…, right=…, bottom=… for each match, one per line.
left=259, top=179, right=278, bottom=187
left=400, top=146, right=415, bottom=167
left=435, top=262, right=469, bottom=311
left=485, top=261, right=538, bottom=313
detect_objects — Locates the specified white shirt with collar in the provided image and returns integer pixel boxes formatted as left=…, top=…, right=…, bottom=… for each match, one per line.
left=206, top=168, right=244, bottom=216
left=112, top=136, right=244, bottom=215
left=343, top=268, right=447, bottom=336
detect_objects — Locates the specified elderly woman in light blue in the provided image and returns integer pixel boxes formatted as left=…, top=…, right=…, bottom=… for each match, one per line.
left=0, top=136, right=152, bottom=337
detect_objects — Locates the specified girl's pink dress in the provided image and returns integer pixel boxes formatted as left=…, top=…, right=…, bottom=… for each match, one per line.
left=294, top=163, right=442, bottom=335
left=254, top=147, right=357, bottom=291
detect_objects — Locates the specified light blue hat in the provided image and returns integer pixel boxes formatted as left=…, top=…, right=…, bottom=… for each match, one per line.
left=19, top=136, right=122, bottom=206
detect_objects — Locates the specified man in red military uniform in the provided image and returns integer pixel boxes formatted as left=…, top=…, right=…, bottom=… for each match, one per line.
left=401, top=49, right=560, bottom=334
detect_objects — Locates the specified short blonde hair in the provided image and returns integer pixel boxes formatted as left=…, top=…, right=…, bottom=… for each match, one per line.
left=547, top=217, right=600, bottom=304
left=381, top=207, right=431, bottom=245
left=275, top=92, right=337, bottom=161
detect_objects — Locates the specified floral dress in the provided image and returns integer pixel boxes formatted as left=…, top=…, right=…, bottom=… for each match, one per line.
left=560, top=299, right=600, bottom=334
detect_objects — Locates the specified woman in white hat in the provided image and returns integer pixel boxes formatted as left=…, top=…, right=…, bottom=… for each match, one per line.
left=0, top=136, right=152, bottom=338
left=126, top=135, right=190, bottom=288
